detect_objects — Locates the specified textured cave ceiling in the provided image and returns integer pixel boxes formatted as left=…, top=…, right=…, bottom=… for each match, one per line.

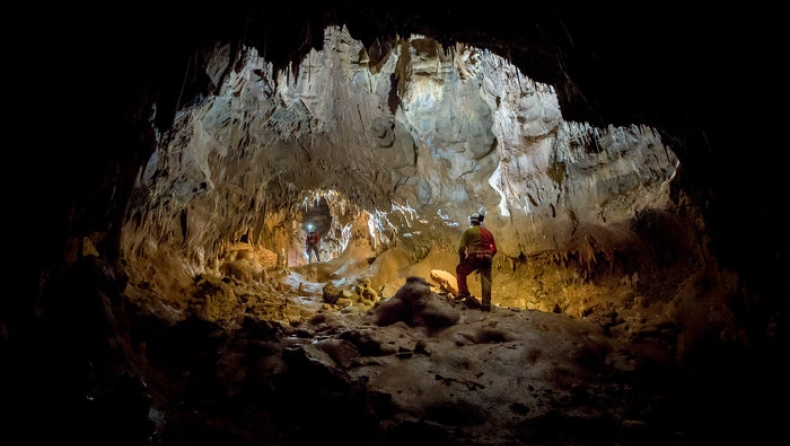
left=5, top=3, right=778, bottom=339
left=38, top=4, right=779, bottom=291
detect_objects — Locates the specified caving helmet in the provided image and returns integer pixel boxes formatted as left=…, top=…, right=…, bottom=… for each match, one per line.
left=307, top=223, right=315, bottom=232
left=469, top=212, right=483, bottom=224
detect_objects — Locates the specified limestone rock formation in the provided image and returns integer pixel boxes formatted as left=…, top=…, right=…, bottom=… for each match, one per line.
left=121, top=27, right=688, bottom=310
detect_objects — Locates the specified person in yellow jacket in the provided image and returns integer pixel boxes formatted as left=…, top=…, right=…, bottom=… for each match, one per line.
left=455, top=212, right=497, bottom=311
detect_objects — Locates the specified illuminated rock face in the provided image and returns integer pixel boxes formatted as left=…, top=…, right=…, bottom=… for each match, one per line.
left=121, top=26, right=687, bottom=297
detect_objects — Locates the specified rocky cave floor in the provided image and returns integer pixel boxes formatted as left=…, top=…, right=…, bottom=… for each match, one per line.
left=16, top=244, right=782, bottom=446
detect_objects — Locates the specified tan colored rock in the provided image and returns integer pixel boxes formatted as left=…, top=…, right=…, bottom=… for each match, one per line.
left=430, top=268, right=458, bottom=295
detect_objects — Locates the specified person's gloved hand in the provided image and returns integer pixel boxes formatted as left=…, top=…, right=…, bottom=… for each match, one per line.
left=458, top=252, right=466, bottom=263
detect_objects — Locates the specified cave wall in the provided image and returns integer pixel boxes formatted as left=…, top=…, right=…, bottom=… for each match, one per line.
left=10, top=3, right=782, bottom=359
left=116, top=26, right=690, bottom=300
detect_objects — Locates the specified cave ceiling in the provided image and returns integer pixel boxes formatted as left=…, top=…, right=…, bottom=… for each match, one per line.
left=25, top=3, right=782, bottom=303
left=108, top=10, right=691, bottom=293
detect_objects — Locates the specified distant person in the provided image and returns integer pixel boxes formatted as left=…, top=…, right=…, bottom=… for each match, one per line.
left=305, top=224, right=321, bottom=264
left=455, top=212, right=497, bottom=311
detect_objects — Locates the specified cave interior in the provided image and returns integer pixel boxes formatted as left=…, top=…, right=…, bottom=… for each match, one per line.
left=5, top=3, right=787, bottom=445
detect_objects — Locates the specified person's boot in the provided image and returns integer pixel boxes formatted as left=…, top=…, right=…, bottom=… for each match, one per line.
left=454, top=292, right=470, bottom=304
left=464, top=295, right=481, bottom=309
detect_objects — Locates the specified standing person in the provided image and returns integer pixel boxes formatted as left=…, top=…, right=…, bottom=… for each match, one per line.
left=305, top=224, right=321, bottom=264
left=455, top=212, right=497, bottom=311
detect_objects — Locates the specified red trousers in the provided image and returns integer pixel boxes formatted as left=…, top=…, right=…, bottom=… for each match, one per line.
left=456, top=254, right=493, bottom=305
